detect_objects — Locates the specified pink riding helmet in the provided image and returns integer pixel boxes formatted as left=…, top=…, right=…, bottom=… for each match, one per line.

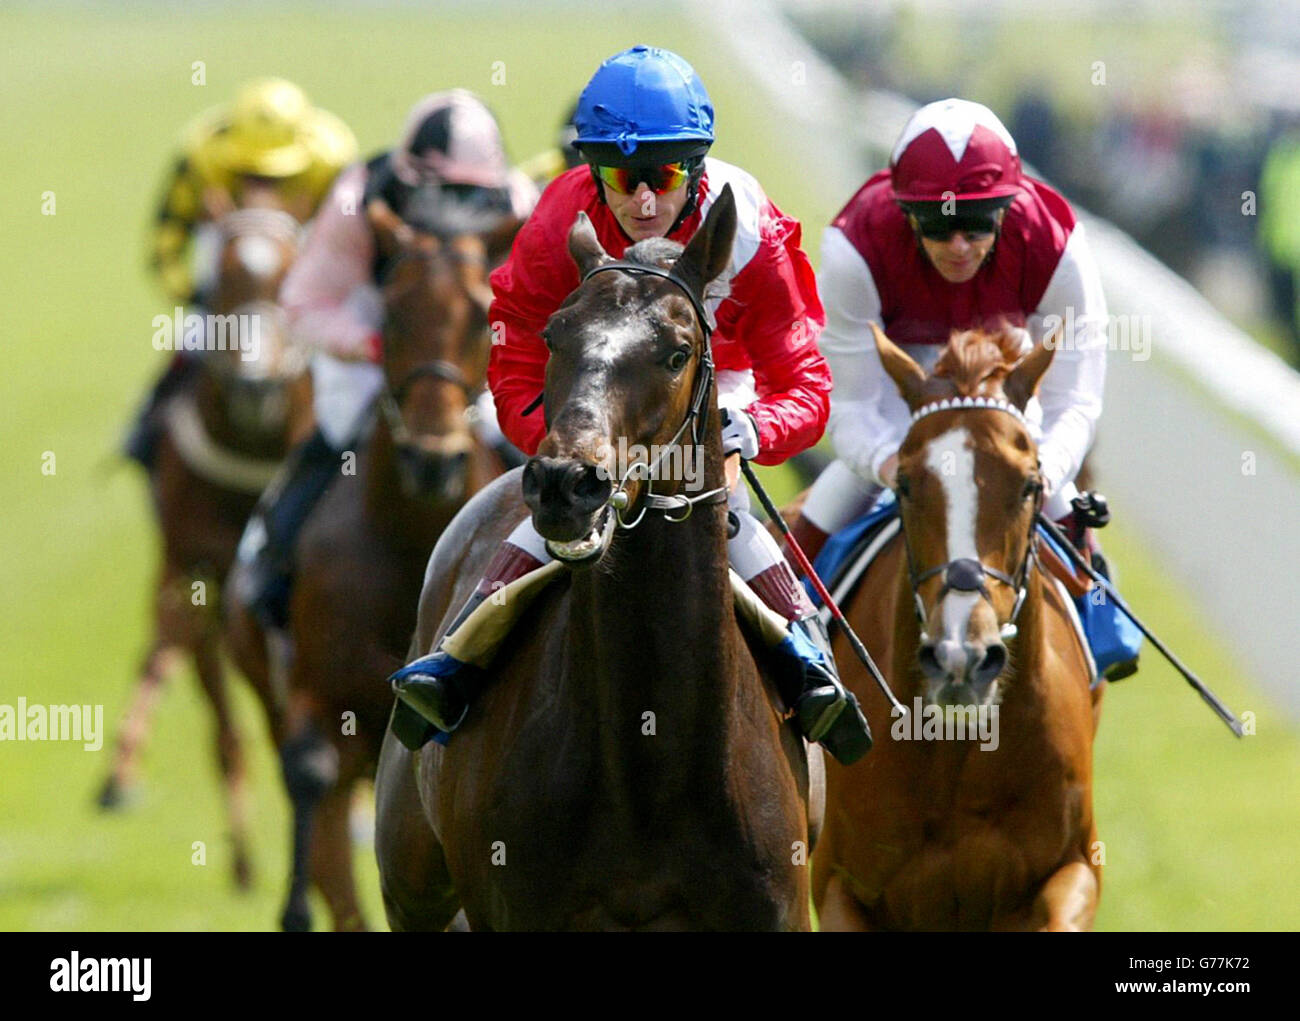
left=390, top=89, right=512, bottom=190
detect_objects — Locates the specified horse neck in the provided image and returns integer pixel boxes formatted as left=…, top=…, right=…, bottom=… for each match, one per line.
left=567, top=438, right=744, bottom=792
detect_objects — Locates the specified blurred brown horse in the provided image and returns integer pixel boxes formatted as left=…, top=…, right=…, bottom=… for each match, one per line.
left=226, top=200, right=515, bottom=931
left=812, top=324, right=1102, bottom=931
left=375, top=186, right=820, bottom=931
left=99, top=199, right=312, bottom=890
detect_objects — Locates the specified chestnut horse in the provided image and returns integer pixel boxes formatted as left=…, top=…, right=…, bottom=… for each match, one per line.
left=226, top=200, right=514, bottom=931
left=813, top=324, right=1102, bottom=931
left=374, top=186, right=819, bottom=931
left=99, top=202, right=311, bottom=889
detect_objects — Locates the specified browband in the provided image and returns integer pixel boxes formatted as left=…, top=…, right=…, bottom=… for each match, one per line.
left=909, top=394, right=1028, bottom=428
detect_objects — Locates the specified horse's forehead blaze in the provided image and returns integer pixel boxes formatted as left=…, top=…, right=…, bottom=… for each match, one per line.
left=921, top=425, right=977, bottom=561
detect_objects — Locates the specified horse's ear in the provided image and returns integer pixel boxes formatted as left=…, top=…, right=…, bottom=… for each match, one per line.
left=674, top=182, right=737, bottom=295
left=871, top=322, right=927, bottom=410
left=1004, top=331, right=1058, bottom=411
left=568, top=211, right=609, bottom=278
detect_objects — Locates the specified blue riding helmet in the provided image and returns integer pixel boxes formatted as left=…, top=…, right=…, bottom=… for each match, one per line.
left=574, top=45, right=714, bottom=159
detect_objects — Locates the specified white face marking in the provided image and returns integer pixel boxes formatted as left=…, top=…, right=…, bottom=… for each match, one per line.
left=925, top=426, right=977, bottom=560
left=925, top=426, right=979, bottom=647
left=235, top=235, right=282, bottom=278
left=585, top=319, right=645, bottom=365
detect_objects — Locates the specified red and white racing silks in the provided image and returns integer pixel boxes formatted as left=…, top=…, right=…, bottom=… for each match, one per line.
left=487, top=159, right=831, bottom=465
left=818, top=168, right=1108, bottom=501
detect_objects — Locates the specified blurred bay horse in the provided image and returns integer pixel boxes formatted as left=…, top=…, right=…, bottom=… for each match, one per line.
left=226, top=199, right=516, bottom=931
left=812, top=324, right=1102, bottom=931
left=375, top=186, right=820, bottom=931
left=99, top=198, right=311, bottom=890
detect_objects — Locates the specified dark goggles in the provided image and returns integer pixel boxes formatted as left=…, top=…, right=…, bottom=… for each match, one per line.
left=912, top=214, right=1000, bottom=242
left=594, top=160, right=693, bottom=195
left=903, top=198, right=1010, bottom=242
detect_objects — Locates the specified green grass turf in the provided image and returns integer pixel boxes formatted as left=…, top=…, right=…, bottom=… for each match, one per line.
left=1, top=3, right=1296, bottom=931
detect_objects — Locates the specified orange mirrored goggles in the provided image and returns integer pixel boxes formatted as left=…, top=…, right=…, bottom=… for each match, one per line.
left=594, top=161, right=693, bottom=195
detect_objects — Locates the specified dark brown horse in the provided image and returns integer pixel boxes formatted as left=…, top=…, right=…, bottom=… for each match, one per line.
left=374, top=185, right=820, bottom=931
left=812, top=324, right=1102, bottom=931
left=226, top=200, right=514, bottom=931
left=99, top=202, right=311, bottom=891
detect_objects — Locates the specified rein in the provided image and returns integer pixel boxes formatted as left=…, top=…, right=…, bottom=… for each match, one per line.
left=580, top=260, right=727, bottom=528
left=896, top=396, right=1043, bottom=642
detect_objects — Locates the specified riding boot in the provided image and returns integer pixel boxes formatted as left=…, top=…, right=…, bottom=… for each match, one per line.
left=389, top=543, right=546, bottom=748
left=1063, top=492, right=1139, bottom=682
left=745, top=558, right=873, bottom=765
left=235, top=428, right=341, bottom=629
left=785, top=615, right=873, bottom=765
left=123, top=354, right=200, bottom=469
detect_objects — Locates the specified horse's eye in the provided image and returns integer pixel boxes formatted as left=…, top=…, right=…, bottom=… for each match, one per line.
left=541, top=328, right=554, bottom=351
left=896, top=474, right=910, bottom=499
left=667, top=346, right=691, bottom=373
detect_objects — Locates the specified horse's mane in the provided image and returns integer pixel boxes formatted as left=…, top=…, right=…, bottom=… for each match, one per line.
left=624, top=237, right=683, bottom=266
left=929, top=326, right=1029, bottom=399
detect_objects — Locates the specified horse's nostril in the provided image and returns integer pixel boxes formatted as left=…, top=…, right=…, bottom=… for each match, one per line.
left=569, top=463, right=610, bottom=513
left=918, top=644, right=943, bottom=680
left=521, top=459, right=544, bottom=508
left=972, top=644, right=1007, bottom=686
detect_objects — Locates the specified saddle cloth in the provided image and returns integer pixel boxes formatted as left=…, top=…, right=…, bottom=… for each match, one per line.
left=804, top=496, right=1140, bottom=685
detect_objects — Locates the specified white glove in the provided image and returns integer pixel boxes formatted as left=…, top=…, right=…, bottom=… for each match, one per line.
left=720, top=408, right=760, bottom=460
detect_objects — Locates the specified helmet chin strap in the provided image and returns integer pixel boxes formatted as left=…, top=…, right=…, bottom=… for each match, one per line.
left=666, top=160, right=706, bottom=235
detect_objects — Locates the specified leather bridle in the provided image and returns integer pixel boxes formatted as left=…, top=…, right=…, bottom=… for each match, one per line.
left=574, top=259, right=728, bottom=528
left=895, top=396, right=1043, bottom=642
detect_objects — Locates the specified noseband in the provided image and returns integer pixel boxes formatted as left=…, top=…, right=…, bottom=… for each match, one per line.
left=896, top=396, right=1043, bottom=642
left=576, top=260, right=727, bottom=528
left=379, top=360, right=478, bottom=446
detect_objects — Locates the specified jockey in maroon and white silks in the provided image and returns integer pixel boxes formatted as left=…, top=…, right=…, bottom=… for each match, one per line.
left=801, top=98, right=1108, bottom=534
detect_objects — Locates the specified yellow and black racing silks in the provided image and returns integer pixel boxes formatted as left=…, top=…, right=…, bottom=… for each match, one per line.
left=149, top=78, right=357, bottom=303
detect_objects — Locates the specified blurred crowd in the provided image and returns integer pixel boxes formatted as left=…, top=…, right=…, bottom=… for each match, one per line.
left=793, top=2, right=1300, bottom=365
left=1008, top=86, right=1300, bottom=365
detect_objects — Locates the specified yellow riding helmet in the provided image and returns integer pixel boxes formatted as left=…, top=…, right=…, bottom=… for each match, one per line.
left=217, top=78, right=314, bottom=178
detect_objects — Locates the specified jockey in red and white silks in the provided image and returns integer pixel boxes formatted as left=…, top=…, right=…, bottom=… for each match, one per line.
left=801, top=98, right=1108, bottom=536
left=390, top=46, right=873, bottom=764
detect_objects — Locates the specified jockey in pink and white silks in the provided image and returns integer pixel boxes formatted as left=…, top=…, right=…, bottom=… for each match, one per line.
left=233, top=91, right=538, bottom=631
left=793, top=98, right=1135, bottom=680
